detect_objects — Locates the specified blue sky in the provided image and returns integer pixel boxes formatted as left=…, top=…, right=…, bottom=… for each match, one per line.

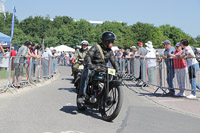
left=4, top=0, right=200, bottom=37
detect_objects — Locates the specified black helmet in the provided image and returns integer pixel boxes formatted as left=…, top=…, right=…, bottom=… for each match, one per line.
left=101, top=31, right=117, bottom=41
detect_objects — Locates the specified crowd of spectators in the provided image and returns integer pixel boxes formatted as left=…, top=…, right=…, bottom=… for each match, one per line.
left=113, top=39, right=200, bottom=99
left=1, top=41, right=62, bottom=88
left=1, top=39, right=200, bottom=99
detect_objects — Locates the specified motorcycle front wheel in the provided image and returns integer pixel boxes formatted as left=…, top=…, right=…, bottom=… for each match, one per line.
left=100, top=85, right=123, bottom=122
left=76, top=94, right=87, bottom=111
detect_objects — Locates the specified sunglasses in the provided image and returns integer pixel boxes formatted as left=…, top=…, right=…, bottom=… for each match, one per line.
left=109, top=40, right=114, bottom=43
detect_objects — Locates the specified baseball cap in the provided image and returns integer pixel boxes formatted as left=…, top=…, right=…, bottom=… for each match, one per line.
left=130, top=46, right=136, bottom=49
left=138, top=42, right=143, bottom=45
left=162, top=40, right=171, bottom=45
left=176, top=42, right=181, bottom=47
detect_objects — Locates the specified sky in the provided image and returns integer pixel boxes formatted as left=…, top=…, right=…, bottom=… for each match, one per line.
left=4, top=0, right=200, bottom=37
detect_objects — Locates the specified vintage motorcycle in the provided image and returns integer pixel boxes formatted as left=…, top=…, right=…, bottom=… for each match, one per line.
left=76, top=65, right=123, bottom=122
left=74, top=64, right=84, bottom=93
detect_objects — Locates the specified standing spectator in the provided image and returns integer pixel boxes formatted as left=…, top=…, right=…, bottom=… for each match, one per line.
left=129, top=46, right=137, bottom=75
left=180, top=39, right=200, bottom=99
left=28, top=43, right=38, bottom=80
left=120, top=49, right=126, bottom=73
left=116, top=49, right=122, bottom=59
left=125, top=49, right=131, bottom=73
left=130, top=46, right=137, bottom=58
left=13, top=41, right=31, bottom=88
left=10, top=47, right=16, bottom=84
left=162, top=40, right=176, bottom=96
left=114, top=50, right=120, bottom=60
left=144, top=41, right=156, bottom=85
left=125, top=49, right=131, bottom=58
left=65, top=52, right=70, bottom=65
left=10, top=47, right=16, bottom=70
left=60, top=51, right=64, bottom=65
left=34, top=44, right=42, bottom=79
left=169, top=42, right=187, bottom=97
left=137, top=42, right=147, bottom=81
left=122, top=48, right=127, bottom=58
left=10, top=47, right=16, bottom=57
left=42, top=48, right=52, bottom=77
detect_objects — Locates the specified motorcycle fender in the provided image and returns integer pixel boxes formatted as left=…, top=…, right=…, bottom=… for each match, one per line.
left=110, top=80, right=122, bottom=87
left=74, top=76, right=81, bottom=86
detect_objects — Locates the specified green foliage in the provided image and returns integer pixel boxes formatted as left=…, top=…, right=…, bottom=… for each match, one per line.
left=0, top=12, right=197, bottom=49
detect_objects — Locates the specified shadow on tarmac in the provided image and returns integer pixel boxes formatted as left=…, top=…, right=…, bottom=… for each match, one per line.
left=58, top=87, right=76, bottom=93
left=61, top=78, right=73, bottom=81
left=60, top=106, right=103, bottom=120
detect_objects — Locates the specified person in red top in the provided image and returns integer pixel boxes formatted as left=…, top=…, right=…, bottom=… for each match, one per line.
left=169, top=42, right=187, bottom=97
left=10, top=47, right=16, bottom=57
left=10, top=47, right=16, bottom=70
left=10, top=47, right=16, bottom=85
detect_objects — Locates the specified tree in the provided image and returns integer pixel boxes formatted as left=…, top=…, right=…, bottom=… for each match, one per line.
left=1, top=13, right=197, bottom=49
left=159, top=24, right=196, bottom=46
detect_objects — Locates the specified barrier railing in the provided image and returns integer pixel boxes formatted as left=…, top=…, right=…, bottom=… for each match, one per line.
left=120, top=57, right=200, bottom=95
left=0, top=56, right=58, bottom=93
left=0, top=56, right=10, bottom=91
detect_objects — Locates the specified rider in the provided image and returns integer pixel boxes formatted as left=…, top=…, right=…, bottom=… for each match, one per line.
left=71, top=40, right=89, bottom=82
left=78, top=31, right=120, bottom=103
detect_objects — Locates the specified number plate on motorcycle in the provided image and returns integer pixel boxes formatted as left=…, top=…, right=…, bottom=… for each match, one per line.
left=78, top=65, right=84, bottom=70
left=108, top=68, right=116, bottom=76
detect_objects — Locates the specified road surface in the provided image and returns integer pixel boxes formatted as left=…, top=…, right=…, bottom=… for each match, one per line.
left=0, top=66, right=200, bottom=133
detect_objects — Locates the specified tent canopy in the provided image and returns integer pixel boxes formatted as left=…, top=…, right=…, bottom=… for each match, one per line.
left=111, top=46, right=119, bottom=51
left=0, top=32, right=11, bottom=43
left=55, top=45, right=75, bottom=52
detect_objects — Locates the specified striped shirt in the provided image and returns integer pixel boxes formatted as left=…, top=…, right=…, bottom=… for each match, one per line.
left=173, top=50, right=187, bottom=69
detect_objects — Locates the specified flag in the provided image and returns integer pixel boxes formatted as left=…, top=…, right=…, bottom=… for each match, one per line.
left=42, top=39, right=44, bottom=54
left=10, top=6, right=16, bottom=41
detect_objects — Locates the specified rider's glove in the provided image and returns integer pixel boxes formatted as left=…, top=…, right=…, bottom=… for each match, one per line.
left=88, top=64, right=95, bottom=70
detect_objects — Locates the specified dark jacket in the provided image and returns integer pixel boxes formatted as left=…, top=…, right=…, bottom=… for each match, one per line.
left=84, top=43, right=120, bottom=71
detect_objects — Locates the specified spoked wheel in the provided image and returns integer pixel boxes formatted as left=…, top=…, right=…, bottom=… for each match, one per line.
left=100, top=86, right=123, bottom=122
left=76, top=95, right=86, bottom=111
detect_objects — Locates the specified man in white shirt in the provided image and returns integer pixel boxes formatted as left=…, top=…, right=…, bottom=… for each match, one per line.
left=144, top=41, right=156, bottom=85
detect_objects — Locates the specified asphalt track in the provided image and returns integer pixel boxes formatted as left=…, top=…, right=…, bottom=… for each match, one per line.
left=0, top=66, right=200, bottom=133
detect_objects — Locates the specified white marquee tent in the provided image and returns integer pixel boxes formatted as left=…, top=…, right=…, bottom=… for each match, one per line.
left=111, top=46, right=119, bottom=51
left=77, top=45, right=119, bottom=51
left=54, top=45, right=75, bottom=52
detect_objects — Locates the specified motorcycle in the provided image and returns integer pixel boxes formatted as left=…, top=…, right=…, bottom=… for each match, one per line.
left=76, top=65, right=123, bottom=122
left=74, top=64, right=84, bottom=93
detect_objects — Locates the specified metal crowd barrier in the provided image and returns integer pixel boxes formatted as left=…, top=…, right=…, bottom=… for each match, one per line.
left=120, top=57, right=200, bottom=95
left=0, top=56, right=58, bottom=93
left=0, top=56, right=10, bottom=91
